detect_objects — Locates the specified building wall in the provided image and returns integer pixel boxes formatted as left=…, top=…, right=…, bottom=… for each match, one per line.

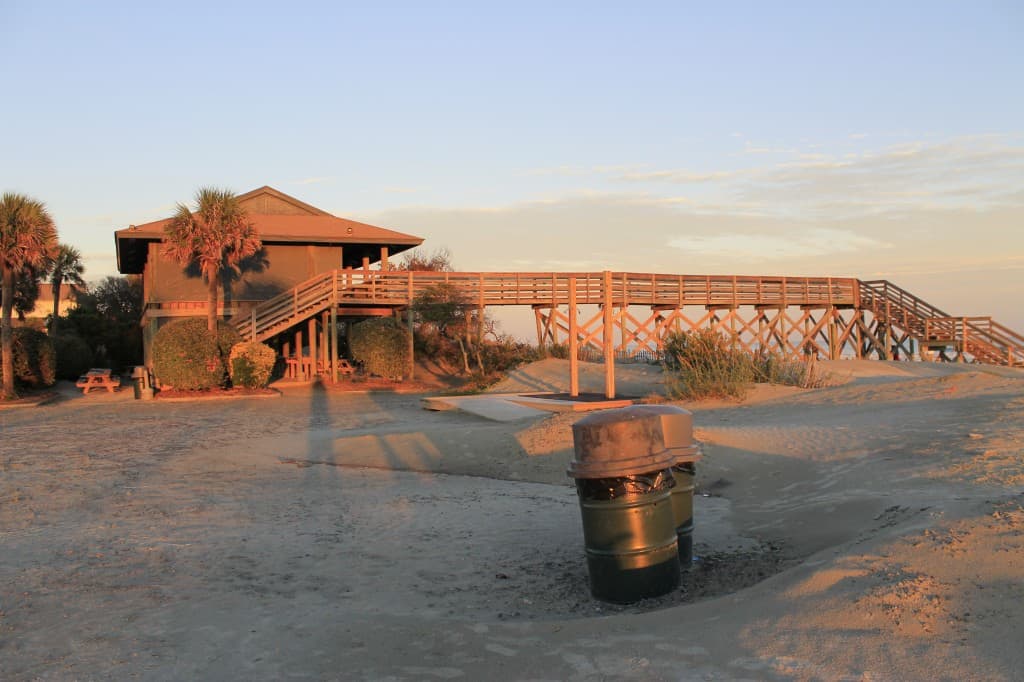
left=145, top=243, right=343, bottom=305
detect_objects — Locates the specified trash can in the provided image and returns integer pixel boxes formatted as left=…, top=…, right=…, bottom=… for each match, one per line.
left=131, top=366, right=154, bottom=400
left=569, top=408, right=681, bottom=603
left=632, top=405, right=702, bottom=567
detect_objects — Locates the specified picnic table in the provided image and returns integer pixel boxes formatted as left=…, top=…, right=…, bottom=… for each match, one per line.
left=76, top=368, right=121, bottom=394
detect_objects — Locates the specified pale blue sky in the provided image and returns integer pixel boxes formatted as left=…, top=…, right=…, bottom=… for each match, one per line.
left=3, top=1, right=1022, bottom=332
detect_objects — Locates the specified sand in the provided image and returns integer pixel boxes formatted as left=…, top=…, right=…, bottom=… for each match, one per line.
left=1, top=359, right=1022, bottom=680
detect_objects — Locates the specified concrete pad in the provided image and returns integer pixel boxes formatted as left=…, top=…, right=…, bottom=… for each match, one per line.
left=422, top=394, right=550, bottom=421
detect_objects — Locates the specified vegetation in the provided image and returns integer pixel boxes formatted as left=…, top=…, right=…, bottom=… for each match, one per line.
left=47, top=243, right=85, bottom=334
left=0, top=327, right=56, bottom=390
left=412, top=283, right=486, bottom=374
left=61, top=276, right=143, bottom=371
left=13, top=266, right=44, bottom=321
left=151, top=318, right=240, bottom=390
left=662, top=328, right=836, bottom=400
left=0, top=193, right=59, bottom=398
left=349, top=318, right=410, bottom=380
left=662, top=328, right=755, bottom=400
left=162, top=188, right=261, bottom=332
left=228, top=341, right=276, bottom=388
left=52, top=333, right=94, bottom=380
left=394, top=247, right=454, bottom=272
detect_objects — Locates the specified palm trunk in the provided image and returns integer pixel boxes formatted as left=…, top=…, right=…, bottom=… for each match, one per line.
left=50, top=276, right=62, bottom=335
left=2, top=265, right=16, bottom=399
left=207, top=273, right=219, bottom=332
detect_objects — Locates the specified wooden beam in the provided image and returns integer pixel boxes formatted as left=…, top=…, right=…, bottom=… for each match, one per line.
left=603, top=271, right=615, bottom=399
left=569, top=276, right=579, bottom=397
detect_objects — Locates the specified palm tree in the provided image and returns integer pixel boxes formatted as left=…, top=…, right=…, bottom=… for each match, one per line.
left=0, top=193, right=59, bottom=398
left=161, top=188, right=261, bottom=332
left=48, top=243, right=85, bottom=335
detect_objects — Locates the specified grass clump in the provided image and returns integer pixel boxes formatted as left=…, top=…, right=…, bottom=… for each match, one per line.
left=662, top=328, right=754, bottom=400
left=662, top=329, right=837, bottom=400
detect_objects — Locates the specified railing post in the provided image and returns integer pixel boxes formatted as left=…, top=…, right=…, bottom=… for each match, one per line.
left=251, top=309, right=256, bottom=341
left=603, top=271, right=615, bottom=399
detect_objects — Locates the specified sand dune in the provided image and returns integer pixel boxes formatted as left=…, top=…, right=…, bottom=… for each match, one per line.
left=1, top=359, right=1022, bottom=680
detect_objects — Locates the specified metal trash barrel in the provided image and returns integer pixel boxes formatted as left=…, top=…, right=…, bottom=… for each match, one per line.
left=131, top=366, right=154, bottom=400
left=569, top=408, right=681, bottom=603
left=632, top=405, right=701, bottom=567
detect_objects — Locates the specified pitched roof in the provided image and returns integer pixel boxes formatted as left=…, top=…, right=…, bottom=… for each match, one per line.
left=115, top=186, right=423, bottom=273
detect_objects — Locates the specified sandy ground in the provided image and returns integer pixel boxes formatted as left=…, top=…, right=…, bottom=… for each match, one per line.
left=1, top=359, right=1023, bottom=680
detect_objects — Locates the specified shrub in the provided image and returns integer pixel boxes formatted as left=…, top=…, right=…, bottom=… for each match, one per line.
left=349, top=317, right=409, bottom=380
left=545, top=342, right=569, bottom=359
left=152, top=318, right=241, bottom=390
left=662, top=328, right=754, bottom=400
left=53, top=333, right=94, bottom=380
left=752, top=350, right=836, bottom=389
left=0, top=327, right=56, bottom=389
left=229, top=341, right=276, bottom=388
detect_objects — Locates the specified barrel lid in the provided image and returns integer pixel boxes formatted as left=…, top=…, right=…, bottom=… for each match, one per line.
left=629, top=405, right=697, bottom=464
left=568, top=407, right=677, bottom=478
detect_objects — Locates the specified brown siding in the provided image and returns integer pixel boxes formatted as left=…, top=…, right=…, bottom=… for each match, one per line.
left=147, top=244, right=343, bottom=305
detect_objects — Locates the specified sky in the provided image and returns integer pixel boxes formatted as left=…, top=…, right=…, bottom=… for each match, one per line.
left=3, top=1, right=1022, bottom=336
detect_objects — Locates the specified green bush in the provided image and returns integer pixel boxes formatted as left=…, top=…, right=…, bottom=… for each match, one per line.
left=0, top=327, right=56, bottom=389
left=229, top=341, right=276, bottom=388
left=662, top=328, right=754, bottom=400
left=53, top=333, right=94, bottom=380
left=152, top=318, right=241, bottom=390
left=349, top=317, right=410, bottom=380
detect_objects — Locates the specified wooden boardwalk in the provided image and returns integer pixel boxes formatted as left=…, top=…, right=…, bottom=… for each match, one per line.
left=225, top=269, right=1023, bottom=389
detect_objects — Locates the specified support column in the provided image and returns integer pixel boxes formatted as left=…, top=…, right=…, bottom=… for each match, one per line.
left=569, top=276, right=579, bottom=398
left=321, top=310, right=329, bottom=377
left=330, top=306, right=338, bottom=383
left=828, top=307, right=838, bottom=360
left=603, top=270, right=615, bottom=399
left=535, top=307, right=545, bottom=349
left=407, top=307, right=415, bottom=381
left=380, top=247, right=389, bottom=271
left=308, top=318, right=317, bottom=378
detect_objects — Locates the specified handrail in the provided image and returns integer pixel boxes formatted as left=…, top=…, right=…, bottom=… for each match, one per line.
left=227, top=270, right=1022, bottom=366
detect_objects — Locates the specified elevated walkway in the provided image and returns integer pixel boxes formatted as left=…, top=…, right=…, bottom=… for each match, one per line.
left=230, top=270, right=1023, bottom=368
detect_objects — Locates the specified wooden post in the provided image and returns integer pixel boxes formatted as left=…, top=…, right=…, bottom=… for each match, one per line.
left=308, top=318, right=317, bottom=378
left=380, top=247, right=389, bottom=271
left=603, top=271, right=615, bottom=399
left=407, top=307, right=415, bottom=380
left=569, top=276, right=579, bottom=397
left=330, top=305, right=338, bottom=383
left=828, top=307, right=838, bottom=360
left=294, top=329, right=303, bottom=379
left=321, top=310, right=329, bottom=378
left=535, top=307, right=545, bottom=350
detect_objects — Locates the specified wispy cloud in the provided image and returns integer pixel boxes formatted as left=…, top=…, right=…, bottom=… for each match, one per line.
left=290, top=176, right=333, bottom=186
left=616, top=169, right=737, bottom=183
left=667, top=228, right=892, bottom=260
left=381, top=186, right=425, bottom=194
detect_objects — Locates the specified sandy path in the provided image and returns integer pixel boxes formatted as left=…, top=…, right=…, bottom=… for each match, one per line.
left=2, top=361, right=1023, bottom=680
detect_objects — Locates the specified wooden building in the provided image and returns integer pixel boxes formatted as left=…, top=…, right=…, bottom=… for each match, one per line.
left=115, top=186, right=423, bottom=362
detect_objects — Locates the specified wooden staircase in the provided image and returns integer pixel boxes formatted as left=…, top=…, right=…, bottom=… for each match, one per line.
left=859, top=280, right=1024, bottom=366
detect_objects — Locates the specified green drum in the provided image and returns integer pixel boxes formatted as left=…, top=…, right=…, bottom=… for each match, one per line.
left=671, top=463, right=696, bottom=567
left=575, top=470, right=680, bottom=603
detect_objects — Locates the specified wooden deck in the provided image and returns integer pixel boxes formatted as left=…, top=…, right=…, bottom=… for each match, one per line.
left=207, top=269, right=1022, bottom=379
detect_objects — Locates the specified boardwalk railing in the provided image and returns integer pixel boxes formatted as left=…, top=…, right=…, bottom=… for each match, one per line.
left=859, top=280, right=1023, bottom=366
left=228, top=269, right=1023, bottom=367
